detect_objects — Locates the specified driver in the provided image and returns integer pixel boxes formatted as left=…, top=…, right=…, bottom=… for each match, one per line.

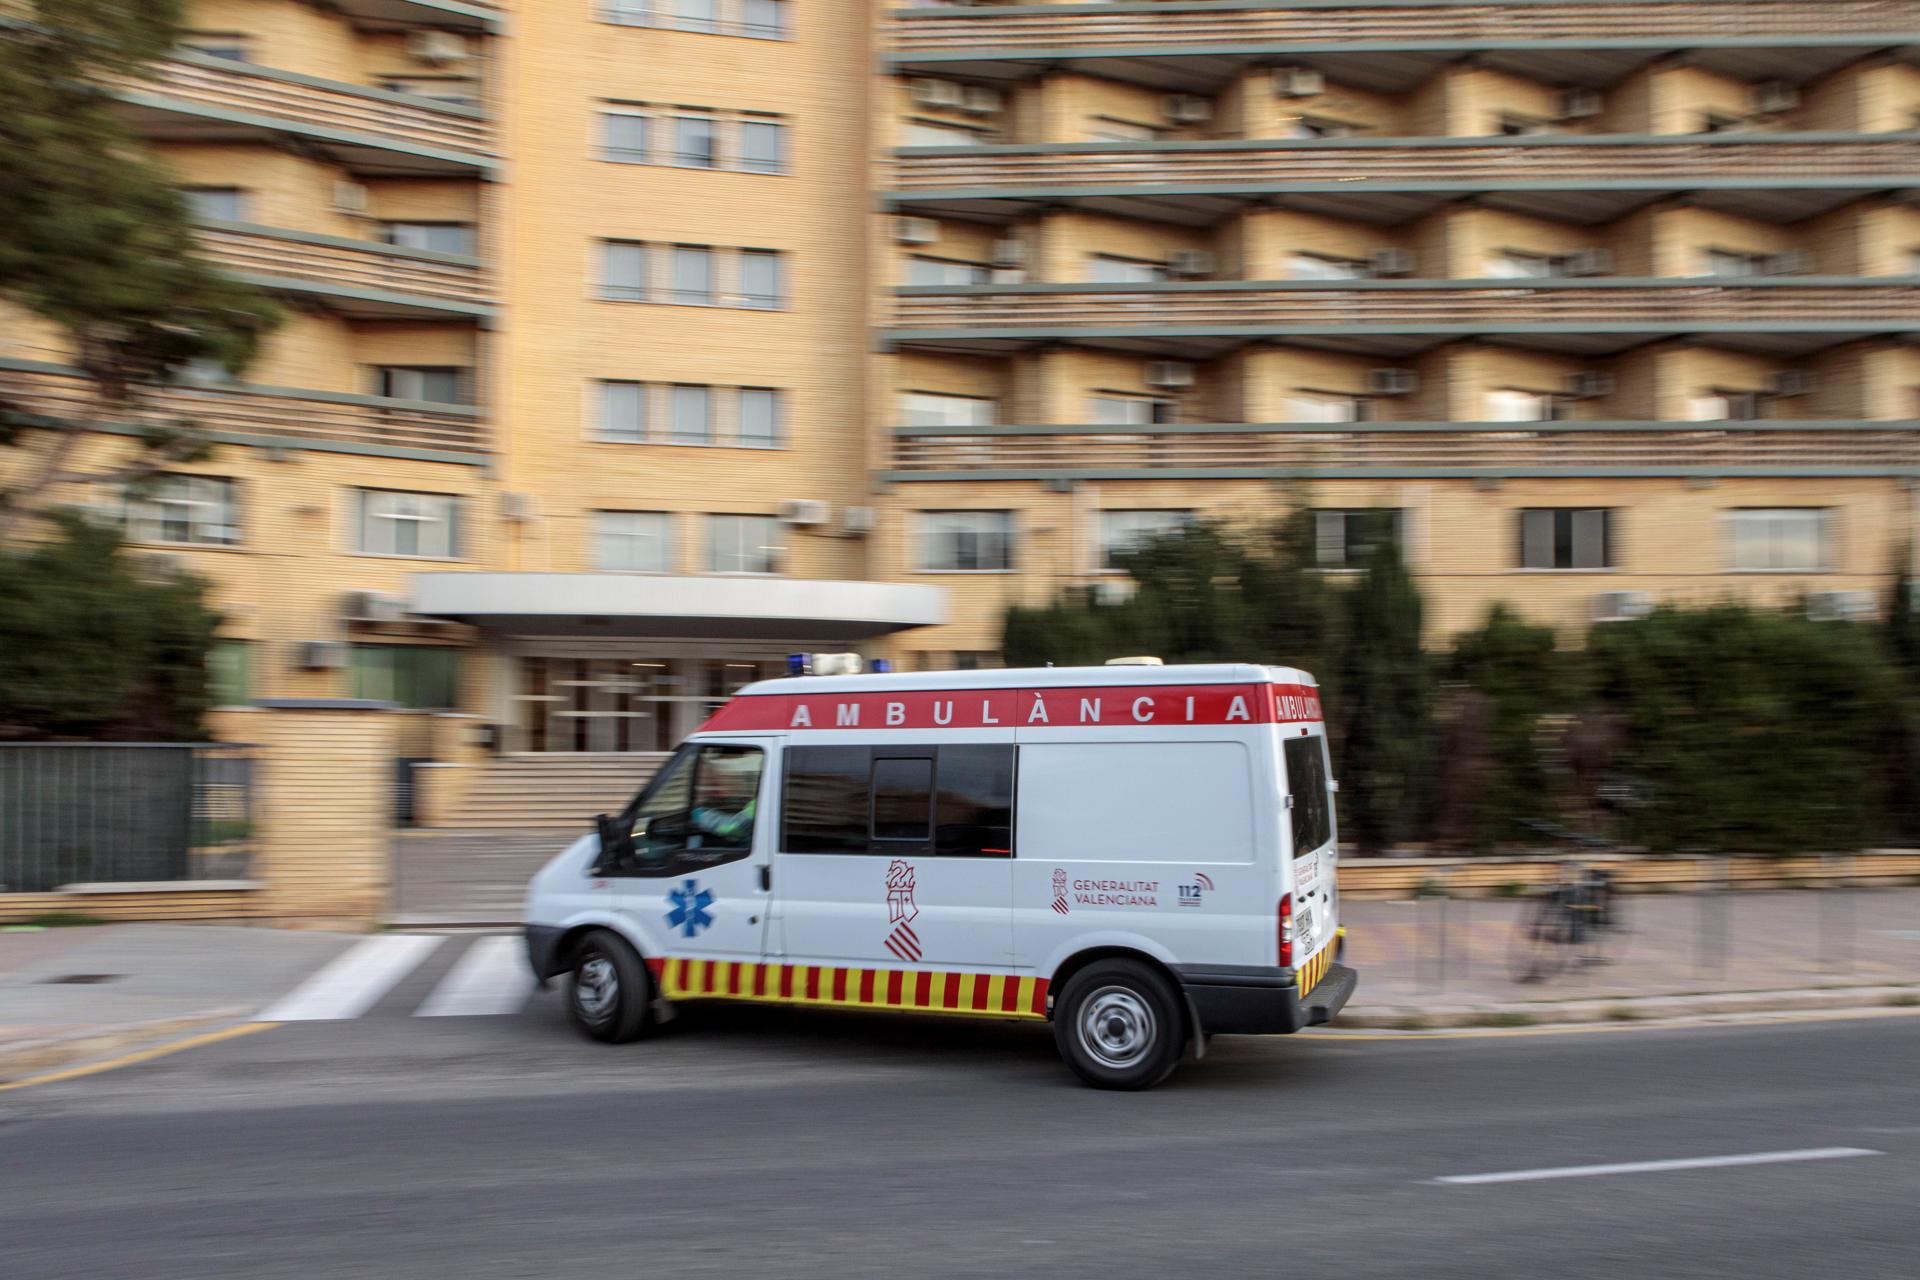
left=691, top=762, right=756, bottom=842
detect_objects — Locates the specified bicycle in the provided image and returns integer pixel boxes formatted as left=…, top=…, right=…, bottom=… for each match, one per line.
left=1508, top=864, right=1618, bottom=983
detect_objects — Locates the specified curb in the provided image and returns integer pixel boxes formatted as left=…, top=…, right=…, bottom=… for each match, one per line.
left=0, top=1008, right=245, bottom=1085
left=1339, top=984, right=1920, bottom=1030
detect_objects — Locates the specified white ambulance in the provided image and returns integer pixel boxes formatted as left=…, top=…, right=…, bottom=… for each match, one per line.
left=523, top=659, right=1353, bottom=1089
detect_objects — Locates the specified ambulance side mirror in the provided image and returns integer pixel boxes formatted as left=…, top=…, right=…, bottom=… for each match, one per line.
left=593, top=812, right=633, bottom=873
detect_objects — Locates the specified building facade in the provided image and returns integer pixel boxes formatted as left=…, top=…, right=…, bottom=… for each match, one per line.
left=4, top=0, right=1919, bottom=754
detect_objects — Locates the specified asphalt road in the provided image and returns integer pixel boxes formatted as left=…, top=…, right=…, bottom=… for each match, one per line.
left=3, top=989, right=1918, bottom=1279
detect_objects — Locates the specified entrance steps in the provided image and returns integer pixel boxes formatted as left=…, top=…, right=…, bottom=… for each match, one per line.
left=431, top=753, right=671, bottom=829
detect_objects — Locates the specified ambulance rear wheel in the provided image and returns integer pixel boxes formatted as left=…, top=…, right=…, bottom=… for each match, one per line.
left=1053, top=959, right=1185, bottom=1090
left=567, top=929, right=652, bottom=1043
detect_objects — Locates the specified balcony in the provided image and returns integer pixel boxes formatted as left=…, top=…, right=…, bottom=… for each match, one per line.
left=886, top=420, right=1920, bottom=481
left=0, top=359, right=489, bottom=462
left=333, top=0, right=502, bottom=32
left=195, top=221, right=492, bottom=320
left=108, top=50, right=494, bottom=177
left=890, top=133, right=1920, bottom=224
left=886, top=278, right=1920, bottom=356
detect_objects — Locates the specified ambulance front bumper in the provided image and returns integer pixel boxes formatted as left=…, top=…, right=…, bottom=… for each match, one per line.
left=1174, top=960, right=1357, bottom=1036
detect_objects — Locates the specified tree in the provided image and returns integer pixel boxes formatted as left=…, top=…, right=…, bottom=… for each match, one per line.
left=0, top=513, right=220, bottom=739
left=0, top=0, right=277, bottom=539
left=1329, top=537, right=1431, bottom=855
left=1432, top=604, right=1561, bottom=850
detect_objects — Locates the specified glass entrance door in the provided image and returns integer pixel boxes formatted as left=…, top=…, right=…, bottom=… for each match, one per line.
left=512, top=656, right=784, bottom=753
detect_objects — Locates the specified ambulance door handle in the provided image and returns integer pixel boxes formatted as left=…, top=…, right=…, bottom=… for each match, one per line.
left=759, top=864, right=771, bottom=893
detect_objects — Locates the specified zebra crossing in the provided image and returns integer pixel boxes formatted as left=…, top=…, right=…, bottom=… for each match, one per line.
left=259, top=932, right=543, bottom=1023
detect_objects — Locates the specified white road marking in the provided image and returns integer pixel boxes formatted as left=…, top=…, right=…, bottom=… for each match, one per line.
left=415, top=935, right=537, bottom=1018
left=1434, top=1147, right=1881, bottom=1186
left=258, top=934, right=446, bottom=1022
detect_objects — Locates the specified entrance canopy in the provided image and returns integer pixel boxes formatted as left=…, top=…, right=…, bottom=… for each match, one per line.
left=409, top=573, right=948, bottom=641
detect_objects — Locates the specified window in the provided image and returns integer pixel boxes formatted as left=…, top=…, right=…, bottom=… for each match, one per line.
left=207, top=640, right=251, bottom=707
left=907, top=256, right=991, bottom=286
left=669, top=384, right=713, bottom=442
left=1285, top=116, right=1362, bottom=139
left=597, top=380, right=648, bottom=442
left=1284, top=393, right=1369, bottom=423
left=1689, top=391, right=1768, bottom=421
left=737, top=388, right=782, bottom=447
left=181, top=32, right=249, bottom=61
left=1101, top=509, right=1193, bottom=570
left=375, top=366, right=466, bottom=404
left=920, top=510, right=1014, bottom=571
left=782, top=745, right=1014, bottom=857
left=602, top=0, right=649, bottom=23
left=595, top=512, right=673, bottom=572
left=670, top=245, right=714, bottom=304
left=673, top=114, right=719, bottom=167
left=1284, top=735, right=1334, bottom=857
left=1089, top=395, right=1173, bottom=425
left=181, top=187, right=246, bottom=221
left=901, top=392, right=994, bottom=427
left=1087, top=254, right=1168, bottom=285
left=355, top=489, right=461, bottom=558
left=126, top=475, right=239, bottom=547
left=1699, top=110, right=1746, bottom=134
left=1315, top=509, right=1401, bottom=569
left=708, top=514, right=781, bottom=573
left=904, top=119, right=990, bottom=146
left=1702, top=248, right=1766, bottom=277
left=742, top=0, right=789, bottom=40
left=673, top=0, right=719, bottom=32
left=1499, top=114, right=1550, bottom=135
left=1017, top=741, right=1254, bottom=865
left=1520, top=508, right=1613, bottom=570
left=1728, top=508, right=1830, bottom=571
left=1486, top=251, right=1574, bottom=279
left=1087, top=117, right=1160, bottom=142
left=376, top=77, right=477, bottom=107
left=1288, top=253, right=1369, bottom=281
left=350, top=645, right=459, bottom=709
left=601, top=109, right=650, bottom=162
left=1484, top=389, right=1570, bottom=422
left=601, top=240, right=649, bottom=301
left=737, top=249, right=783, bottom=308
left=738, top=119, right=786, bottom=174
left=381, top=222, right=475, bottom=255
left=615, top=744, right=766, bottom=875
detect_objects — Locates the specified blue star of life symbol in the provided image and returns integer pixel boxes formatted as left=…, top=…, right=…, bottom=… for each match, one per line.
left=665, top=879, right=715, bottom=938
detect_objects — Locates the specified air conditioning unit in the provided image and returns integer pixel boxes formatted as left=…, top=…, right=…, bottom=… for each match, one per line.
left=961, top=84, right=1004, bottom=115
left=840, top=505, right=877, bottom=537
left=1557, top=88, right=1603, bottom=120
left=1750, top=81, right=1800, bottom=114
left=1367, top=368, right=1419, bottom=396
left=1564, top=248, right=1613, bottom=277
left=331, top=182, right=370, bottom=214
left=1162, top=94, right=1213, bottom=124
left=343, top=590, right=407, bottom=625
left=1089, top=580, right=1136, bottom=605
left=1592, top=591, right=1654, bottom=623
left=990, top=238, right=1027, bottom=268
left=1275, top=66, right=1325, bottom=98
left=406, top=31, right=471, bottom=65
left=1145, top=360, right=1196, bottom=389
left=895, top=216, right=939, bottom=246
left=1370, top=247, right=1416, bottom=277
left=1761, top=250, right=1811, bottom=276
left=778, top=498, right=830, bottom=527
left=296, top=640, right=349, bottom=670
left=910, top=77, right=965, bottom=109
left=1565, top=371, right=1617, bottom=399
left=500, top=491, right=539, bottom=523
left=1168, top=250, right=1215, bottom=278
left=1807, top=590, right=1875, bottom=622
left=1769, top=369, right=1817, bottom=396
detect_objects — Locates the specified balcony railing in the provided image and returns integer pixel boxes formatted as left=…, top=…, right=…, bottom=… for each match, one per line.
left=887, top=421, right=1920, bottom=478
left=889, top=278, right=1920, bottom=332
left=109, top=51, right=493, bottom=160
left=890, top=1, right=1920, bottom=53
left=892, top=134, right=1920, bottom=193
left=0, top=360, right=489, bottom=460
left=194, top=220, right=491, bottom=315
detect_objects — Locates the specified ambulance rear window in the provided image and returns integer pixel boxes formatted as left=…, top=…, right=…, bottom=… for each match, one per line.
left=1284, top=735, right=1332, bottom=856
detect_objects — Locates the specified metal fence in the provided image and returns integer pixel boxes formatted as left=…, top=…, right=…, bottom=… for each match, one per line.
left=0, top=743, right=253, bottom=893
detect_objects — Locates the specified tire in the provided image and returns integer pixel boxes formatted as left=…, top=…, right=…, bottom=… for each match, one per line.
left=566, top=929, right=652, bottom=1043
left=1051, top=959, right=1186, bottom=1090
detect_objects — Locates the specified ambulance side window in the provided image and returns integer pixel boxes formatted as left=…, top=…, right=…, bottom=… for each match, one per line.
left=781, top=744, right=1015, bottom=857
left=934, top=745, right=1014, bottom=857
left=782, top=746, right=871, bottom=854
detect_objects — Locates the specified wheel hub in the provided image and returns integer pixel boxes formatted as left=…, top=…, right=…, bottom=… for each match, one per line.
left=576, top=956, right=618, bottom=1017
left=1078, top=986, right=1156, bottom=1069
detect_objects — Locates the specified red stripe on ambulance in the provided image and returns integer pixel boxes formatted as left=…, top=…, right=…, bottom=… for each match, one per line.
left=697, top=682, right=1322, bottom=734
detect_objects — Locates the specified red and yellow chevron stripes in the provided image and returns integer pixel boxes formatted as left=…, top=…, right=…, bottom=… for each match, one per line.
left=646, top=956, right=1050, bottom=1020
left=1297, top=941, right=1335, bottom=998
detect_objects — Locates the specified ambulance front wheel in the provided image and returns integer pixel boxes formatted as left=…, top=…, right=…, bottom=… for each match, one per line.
left=1052, top=959, right=1186, bottom=1090
left=567, top=929, right=652, bottom=1044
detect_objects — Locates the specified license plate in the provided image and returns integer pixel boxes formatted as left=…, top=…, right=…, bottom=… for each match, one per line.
left=1296, top=906, right=1316, bottom=952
